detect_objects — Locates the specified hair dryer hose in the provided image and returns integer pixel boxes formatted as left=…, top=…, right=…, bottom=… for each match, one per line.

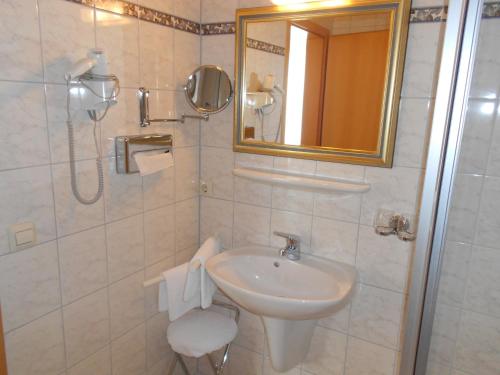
left=66, top=119, right=104, bottom=205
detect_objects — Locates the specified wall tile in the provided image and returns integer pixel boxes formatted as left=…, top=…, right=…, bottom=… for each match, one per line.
left=202, top=147, right=235, bottom=200
left=67, top=346, right=111, bottom=375
left=436, top=241, right=472, bottom=307
left=310, top=216, right=358, bottom=265
left=143, top=166, right=175, bottom=211
left=146, top=313, right=172, bottom=368
left=144, top=205, right=176, bottom=266
left=0, top=0, right=42, bottom=82
left=475, top=176, right=500, bottom=249
left=428, top=304, right=461, bottom=366
left=272, top=186, right=314, bottom=215
left=446, top=173, right=483, bottom=244
left=174, top=0, right=200, bottom=22
left=175, top=198, right=199, bottom=251
left=318, top=302, right=351, bottom=334
left=393, top=98, right=432, bottom=169
left=96, top=11, right=140, bottom=88
left=233, top=203, right=271, bottom=247
left=5, top=310, right=65, bottom=375
left=52, top=160, right=105, bottom=236
left=463, top=246, right=500, bottom=318
left=139, top=21, right=175, bottom=90
left=349, top=285, right=404, bottom=350
left=201, top=34, right=235, bottom=80
left=454, top=310, right=500, bottom=375
left=174, top=93, right=201, bottom=148
left=106, top=215, right=145, bottom=283
left=201, top=197, right=234, bottom=248
left=174, top=146, right=199, bottom=201
left=344, top=337, right=395, bottom=375
left=0, top=241, right=60, bottom=332
left=313, top=191, right=362, bottom=224
left=138, top=0, right=174, bottom=14
left=356, top=225, right=411, bottom=292
left=104, top=158, right=143, bottom=222
left=457, top=100, right=496, bottom=174
left=0, top=82, right=49, bottom=170
left=109, top=271, right=145, bottom=340
left=302, top=327, right=347, bottom=375
left=234, top=310, right=265, bottom=354
left=111, top=323, right=147, bottom=375
left=202, top=0, right=238, bottom=23
left=201, top=108, right=234, bottom=149
left=226, top=345, right=263, bottom=375
left=470, top=19, right=500, bottom=99
left=59, top=226, right=108, bottom=304
left=39, top=0, right=96, bottom=83
left=174, top=30, right=200, bottom=90
left=0, top=165, right=56, bottom=254
left=486, top=105, right=500, bottom=177
left=63, top=289, right=110, bottom=366
left=361, top=166, right=421, bottom=226
left=401, top=22, right=442, bottom=98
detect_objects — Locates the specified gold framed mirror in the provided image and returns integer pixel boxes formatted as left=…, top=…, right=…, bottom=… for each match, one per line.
left=233, top=0, right=411, bottom=167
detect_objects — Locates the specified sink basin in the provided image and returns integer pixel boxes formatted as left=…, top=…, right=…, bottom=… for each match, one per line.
left=206, top=246, right=357, bottom=371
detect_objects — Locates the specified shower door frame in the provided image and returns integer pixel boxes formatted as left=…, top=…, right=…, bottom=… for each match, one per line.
left=399, top=0, right=485, bottom=374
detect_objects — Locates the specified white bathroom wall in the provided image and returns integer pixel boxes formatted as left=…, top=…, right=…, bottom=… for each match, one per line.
left=199, top=0, right=446, bottom=374
left=0, top=1, right=201, bottom=374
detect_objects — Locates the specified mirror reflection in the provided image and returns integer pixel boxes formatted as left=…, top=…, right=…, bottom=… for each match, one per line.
left=242, top=11, right=392, bottom=153
left=185, top=65, right=233, bottom=114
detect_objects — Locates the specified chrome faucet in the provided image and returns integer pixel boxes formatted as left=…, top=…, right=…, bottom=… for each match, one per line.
left=274, top=231, right=300, bottom=261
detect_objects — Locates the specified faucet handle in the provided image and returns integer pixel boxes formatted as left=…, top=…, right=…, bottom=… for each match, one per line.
left=273, top=231, right=300, bottom=247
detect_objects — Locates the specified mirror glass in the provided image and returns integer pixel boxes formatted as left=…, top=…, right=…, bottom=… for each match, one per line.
left=234, top=1, right=410, bottom=167
left=185, top=65, right=233, bottom=114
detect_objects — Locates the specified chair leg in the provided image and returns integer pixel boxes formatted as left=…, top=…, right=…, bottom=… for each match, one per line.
left=206, top=342, right=233, bottom=375
left=167, top=353, right=191, bottom=375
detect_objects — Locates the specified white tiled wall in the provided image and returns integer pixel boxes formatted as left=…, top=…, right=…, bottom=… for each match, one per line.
left=0, top=1, right=201, bottom=374
left=426, top=17, right=500, bottom=375
left=199, top=0, right=446, bottom=374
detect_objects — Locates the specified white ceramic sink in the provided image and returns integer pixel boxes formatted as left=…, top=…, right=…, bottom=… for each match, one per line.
left=206, top=246, right=357, bottom=372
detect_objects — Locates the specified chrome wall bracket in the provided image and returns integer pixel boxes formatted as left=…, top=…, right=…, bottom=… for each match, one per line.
left=138, top=87, right=209, bottom=127
left=374, top=209, right=417, bottom=241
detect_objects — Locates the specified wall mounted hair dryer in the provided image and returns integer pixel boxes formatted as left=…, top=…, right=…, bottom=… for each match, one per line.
left=64, top=49, right=120, bottom=205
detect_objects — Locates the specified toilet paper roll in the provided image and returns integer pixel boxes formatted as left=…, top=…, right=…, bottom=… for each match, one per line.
left=134, top=151, right=173, bottom=176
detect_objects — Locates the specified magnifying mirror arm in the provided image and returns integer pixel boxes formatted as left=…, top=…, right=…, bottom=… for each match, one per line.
left=138, top=87, right=209, bottom=127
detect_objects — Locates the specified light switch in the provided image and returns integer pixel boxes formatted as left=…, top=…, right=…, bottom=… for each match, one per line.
left=9, top=222, right=37, bottom=251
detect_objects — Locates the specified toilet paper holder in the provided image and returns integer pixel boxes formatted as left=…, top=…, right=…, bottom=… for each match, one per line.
left=115, top=133, right=173, bottom=174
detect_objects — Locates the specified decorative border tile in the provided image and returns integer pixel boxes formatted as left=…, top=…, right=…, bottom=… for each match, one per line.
left=484, top=2, right=500, bottom=19
left=246, top=38, right=285, bottom=56
left=201, top=22, right=236, bottom=35
left=410, top=6, right=447, bottom=23
left=65, top=0, right=500, bottom=36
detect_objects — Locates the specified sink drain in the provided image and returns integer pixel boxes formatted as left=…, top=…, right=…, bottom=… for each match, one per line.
left=273, top=261, right=280, bottom=268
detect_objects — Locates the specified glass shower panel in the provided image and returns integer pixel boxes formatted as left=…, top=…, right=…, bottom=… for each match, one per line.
left=425, top=5, right=500, bottom=375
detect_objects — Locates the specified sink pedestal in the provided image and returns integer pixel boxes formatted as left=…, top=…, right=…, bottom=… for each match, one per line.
left=261, top=317, right=317, bottom=372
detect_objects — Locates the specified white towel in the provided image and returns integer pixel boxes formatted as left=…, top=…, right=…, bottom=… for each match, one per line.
left=134, top=151, right=173, bottom=176
left=183, top=237, right=221, bottom=309
left=158, top=263, right=200, bottom=321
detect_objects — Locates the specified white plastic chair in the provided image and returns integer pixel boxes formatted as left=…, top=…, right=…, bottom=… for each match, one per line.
left=166, top=300, right=240, bottom=375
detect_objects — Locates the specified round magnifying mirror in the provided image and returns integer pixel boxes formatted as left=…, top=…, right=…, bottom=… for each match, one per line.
left=184, top=65, right=233, bottom=114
